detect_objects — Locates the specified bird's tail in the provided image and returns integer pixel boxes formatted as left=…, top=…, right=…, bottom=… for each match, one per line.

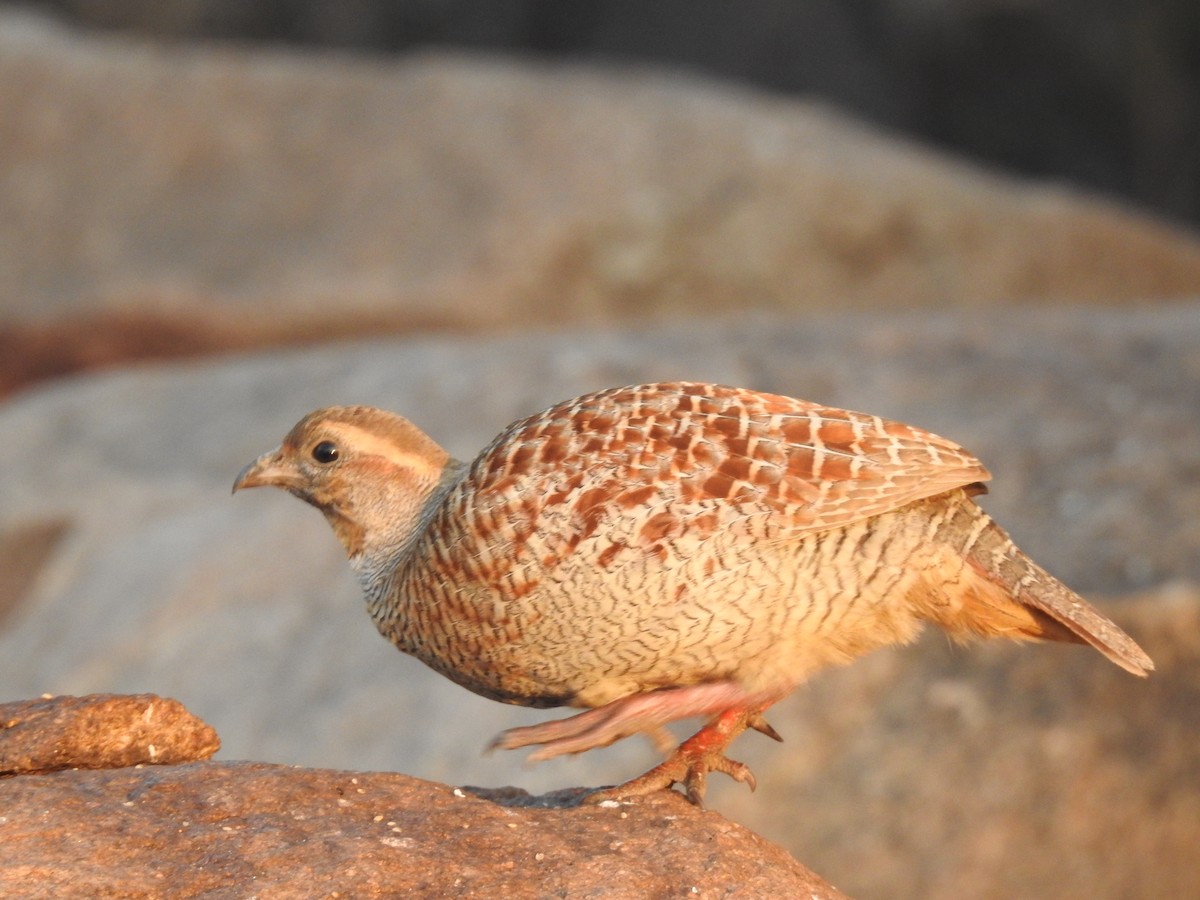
left=912, top=499, right=1154, bottom=677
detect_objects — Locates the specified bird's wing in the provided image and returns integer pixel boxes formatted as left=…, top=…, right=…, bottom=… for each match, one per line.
left=462, top=382, right=990, bottom=544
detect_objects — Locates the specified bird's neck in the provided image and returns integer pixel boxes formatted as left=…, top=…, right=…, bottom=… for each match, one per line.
left=352, top=458, right=469, bottom=610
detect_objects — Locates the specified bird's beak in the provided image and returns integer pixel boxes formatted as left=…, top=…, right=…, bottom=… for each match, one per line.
left=232, top=447, right=297, bottom=494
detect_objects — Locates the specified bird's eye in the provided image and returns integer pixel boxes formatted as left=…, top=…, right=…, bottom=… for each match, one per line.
left=311, top=440, right=340, bottom=464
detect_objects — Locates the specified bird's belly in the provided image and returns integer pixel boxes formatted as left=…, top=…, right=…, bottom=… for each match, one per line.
left=392, top=509, right=938, bottom=708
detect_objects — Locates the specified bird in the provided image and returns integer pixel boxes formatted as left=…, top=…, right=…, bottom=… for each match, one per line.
left=233, top=381, right=1153, bottom=805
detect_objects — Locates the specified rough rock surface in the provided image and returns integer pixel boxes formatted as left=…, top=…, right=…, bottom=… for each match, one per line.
left=0, top=693, right=218, bottom=775
left=0, top=695, right=844, bottom=899
left=0, top=305, right=1197, bottom=897
left=3, top=9, right=1200, bottom=350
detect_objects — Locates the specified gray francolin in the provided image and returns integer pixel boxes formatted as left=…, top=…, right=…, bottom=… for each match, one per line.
left=234, top=382, right=1153, bottom=804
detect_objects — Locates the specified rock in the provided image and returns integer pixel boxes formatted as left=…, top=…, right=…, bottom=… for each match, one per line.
left=0, top=759, right=845, bottom=898
left=3, top=9, right=1200, bottom=380
left=0, top=693, right=219, bottom=775
left=0, top=694, right=842, bottom=895
left=0, top=305, right=1197, bottom=897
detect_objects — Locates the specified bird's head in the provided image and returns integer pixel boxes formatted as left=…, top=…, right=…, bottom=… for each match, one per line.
left=233, top=406, right=454, bottom=562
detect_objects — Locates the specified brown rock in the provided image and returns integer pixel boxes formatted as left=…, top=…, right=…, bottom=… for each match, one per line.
left=0, top=760, right=847, bottom=898
left=0, top=693, right=219, bottom=776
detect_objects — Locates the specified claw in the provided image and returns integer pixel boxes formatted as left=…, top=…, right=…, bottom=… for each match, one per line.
left=710, top=753, right=757, bottom=791
left=683, top=767, right=708, bottom=807
left=747, top=713, right=783, bottom=743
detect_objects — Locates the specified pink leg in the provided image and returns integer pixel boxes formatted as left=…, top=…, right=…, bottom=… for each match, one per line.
left=488, top=681, right=783, bottom=805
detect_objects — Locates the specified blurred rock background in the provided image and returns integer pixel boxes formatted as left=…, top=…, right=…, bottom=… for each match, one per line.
left=1, top=5, right=1198, bottom=898
left=19, top=0, right=1200, bottom=227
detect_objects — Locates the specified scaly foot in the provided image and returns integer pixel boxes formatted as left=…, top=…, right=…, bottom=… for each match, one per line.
left=585, top=707, right=762, bottom=806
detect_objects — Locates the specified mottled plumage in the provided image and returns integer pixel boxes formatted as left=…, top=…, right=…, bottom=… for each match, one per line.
left=234, top=382, right=1153, bottom=804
